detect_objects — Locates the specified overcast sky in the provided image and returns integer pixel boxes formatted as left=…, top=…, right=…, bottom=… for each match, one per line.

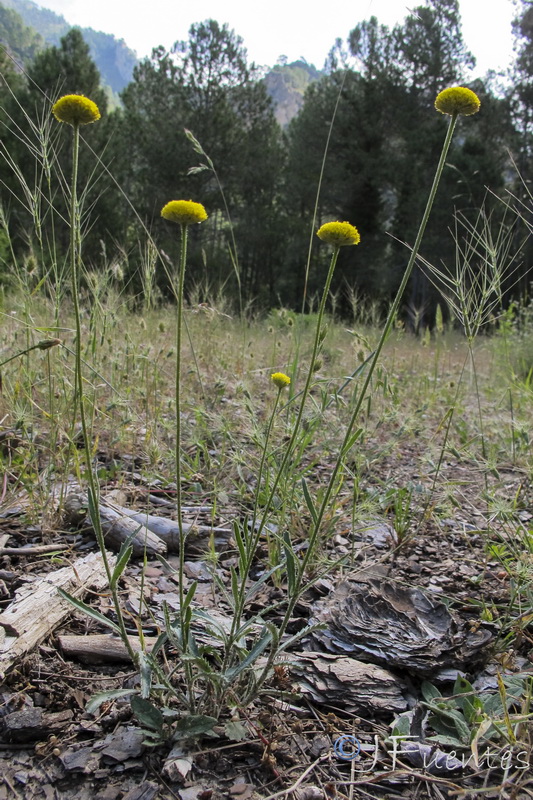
left=33, top=0, right=517, bottom=78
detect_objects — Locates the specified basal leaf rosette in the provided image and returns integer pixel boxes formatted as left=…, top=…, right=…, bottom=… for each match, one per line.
left=52, top=94, right=101, bottom=125
left=317, top=221, right=361, bottom=247
left=435, top=87, right=480, bottom=117
left=161, top=200, right=208, bottom=225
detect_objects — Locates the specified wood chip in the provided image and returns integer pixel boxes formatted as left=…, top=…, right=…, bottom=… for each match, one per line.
left=0, top=551, right=116, bottom=678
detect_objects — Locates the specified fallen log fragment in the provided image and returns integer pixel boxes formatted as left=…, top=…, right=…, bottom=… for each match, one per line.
left=98, top=501, right=167, bottom=557
left=0, top=550, right=116, bottom=678
left=57, top=633, right=157, bottom=664
left=1, top=708, right=73, bottom=742
left=63, top=493, right=166, bottom=557
left=107, top=501, right=233, bottom=555
left=63, top=491, right=232, bottom=556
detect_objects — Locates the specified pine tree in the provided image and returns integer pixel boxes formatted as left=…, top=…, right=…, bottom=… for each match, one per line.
left=119, top=20, right=284, bottom=304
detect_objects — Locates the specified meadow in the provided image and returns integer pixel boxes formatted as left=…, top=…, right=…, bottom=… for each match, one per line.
left=0, top=87, right=532, bottom=799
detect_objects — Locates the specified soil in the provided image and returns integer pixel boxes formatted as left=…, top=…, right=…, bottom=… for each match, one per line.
left=1, top=440, right=532, bottom=800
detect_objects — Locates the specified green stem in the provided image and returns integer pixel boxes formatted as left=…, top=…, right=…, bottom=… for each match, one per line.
left=175, top=223, right=187, bottom=610
left=69, top=122, right=136, bottom=665
left=174, top=223, right=196, bottom=712
left=310, top=112, right=460, bottom=551
left=250, top=389, right=282, bottom=536
left=264, top=112, right=461, bottom=668
left=225, top=246, right=341, bottom=650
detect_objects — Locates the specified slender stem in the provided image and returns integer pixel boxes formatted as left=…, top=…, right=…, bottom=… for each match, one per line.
left=174, top=223, right=196, bottom=712
left=175, top=223, right=187, bottom=614
left=262, top=112, right=461, bottom=670
left=250, top=389, right=282, bottom=536
left=301, top=71, right=347, bottom=313
left=69, top=122, right=136, bottom=664
left=310, top=112, right=460, bottom=552
left=225, top=246, right=341, bottom=649
left=468, top=338, right=488, bottom=465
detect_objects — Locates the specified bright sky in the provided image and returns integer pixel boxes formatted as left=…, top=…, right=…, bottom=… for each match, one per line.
left=34, top=0, right=516, bottom=77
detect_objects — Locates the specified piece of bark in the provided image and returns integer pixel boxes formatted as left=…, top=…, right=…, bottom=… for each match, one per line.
left=0, top=550, right=116, bottom=678
left=100, top=727, right=144, bottom=761
left=291, top=651, right=407, bottom=715
left=57, top=633, right=157, bottom=664
left=311, top=577, right=493, bottom=676
left=121, top=782, right=160, bottom=800
left=1, top=708, right=74, bottom=742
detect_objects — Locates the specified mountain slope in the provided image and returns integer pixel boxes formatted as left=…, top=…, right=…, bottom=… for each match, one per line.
left=264, top=60, right=323, bottom=127
left=0, top=2, right=43, bottom=64
left=0, top=0, right=137, bottom=94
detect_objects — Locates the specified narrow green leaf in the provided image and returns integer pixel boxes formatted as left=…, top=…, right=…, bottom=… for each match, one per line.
left=110, top=544, right=133, bottom=589
left=230, top=565, right=240, bottom=608
left=151, top=630, right=168, bottom=658
left=182, top=580, right=198, bottom=613
left=343, top=427, right=364, bottom=453
left=192, top=608, right=229, bottom=641
left=224, top=626, right=272, bottom=682
left=277, top=621, right=323, bottom=653
left=138, top=651, right=153, bottom=698
left=233, top=521, right=246, bottom=567
left=282, top=531, right=296, bottom=594
left=87, top=486, right=101, bottom=528
left=301, top=477, right=318, bottom=525
left=57, top=588, right=121, bottom=634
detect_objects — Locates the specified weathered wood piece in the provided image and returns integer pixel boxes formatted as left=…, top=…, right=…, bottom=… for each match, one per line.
left=113, top=505, right=232, bottom=554
left=0, top=543, right=71, bottom=557
left=64, top=491, right=232, bottom=556
left=0, top=550, right=116, bottom=678
left=2, top=708, right=73, bottom=742
left=291, top=651, right=408, bottom=714
left=98, top=500, right=167, bottom=557
left=63, top=493, right=166, bottom=557
left=57, top=633, right=157, bottom=663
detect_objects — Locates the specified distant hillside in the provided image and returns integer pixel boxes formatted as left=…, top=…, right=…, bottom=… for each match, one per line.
left=264, top=60, right=323, bottom=127
left=0, top=2, right=43, bottom=64
left=0, top=0, right=138, bottom=97
left=1, top=1, right=321, bottom=125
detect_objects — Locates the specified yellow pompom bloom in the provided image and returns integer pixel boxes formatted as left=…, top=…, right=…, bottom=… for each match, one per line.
left=161, top=200, right=208, bottom=225
left=52, top=94, right=101, bottom=125
left=317, top=221, right=361, bottom=247
left=434, top=87, right=480, bottom=117
left=271, top=372, right=291, bottom=389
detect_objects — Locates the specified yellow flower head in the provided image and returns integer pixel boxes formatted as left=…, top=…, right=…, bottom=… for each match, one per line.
left=317, top=221, right=361, bottom=247
left=52, top=94, right=101, bottom=125
left=161, top=200, right=208, bottom=225
left=271, top=372, right=291, bottom=389
left=434, top=87, right=480, bottom=117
